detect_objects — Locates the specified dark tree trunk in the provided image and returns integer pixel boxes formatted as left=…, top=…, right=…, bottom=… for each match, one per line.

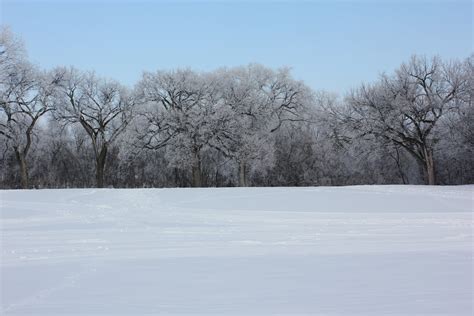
left=95, top=145, right=108, bottom=188
left=391, top=147, right=408, bottom=184
left=12, top=124, right=35, bottom=189
left=423, top=147, right=436, bottom=185
left=191, top=150, right=202, bottom=187
left=14, top=148, right=29, bottom=189
left=402, top=142, right=437, bottom=186
left=191, top=165, right=201, bottom=187
left=238, top=160, right=248, bottom=187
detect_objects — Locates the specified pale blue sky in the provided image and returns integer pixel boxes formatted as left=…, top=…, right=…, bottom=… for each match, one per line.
left=1, top=0, right=472, bottom=93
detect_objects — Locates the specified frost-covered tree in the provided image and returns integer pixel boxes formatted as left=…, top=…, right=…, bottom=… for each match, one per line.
left=435, top=55, right=474, bottom=184
left=0, top=27, right=55, bottom=188
left=347, top=56, right=469, bottom=185
left=136, top=69, right=234, bottom=187
left=53, top=68, right=135, bottom=188
left=220, top=65, right=313, bottom=186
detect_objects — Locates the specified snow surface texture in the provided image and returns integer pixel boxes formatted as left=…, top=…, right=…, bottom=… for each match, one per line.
left=1, top=186, right=473, bottom=315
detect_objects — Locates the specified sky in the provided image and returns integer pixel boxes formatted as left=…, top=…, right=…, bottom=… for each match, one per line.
left=0, top=0, right=472, bottom=94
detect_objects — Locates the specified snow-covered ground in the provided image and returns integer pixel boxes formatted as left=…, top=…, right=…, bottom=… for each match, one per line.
left=1, top=186, right=473, bottom=315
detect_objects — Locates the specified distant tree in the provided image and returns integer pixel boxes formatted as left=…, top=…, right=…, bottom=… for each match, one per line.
left=136, top=69, right=232, bottom=187
left=347, top=56, right=469, bottom=185
left=0, top=27, right=55, bottom=188
left=455, top=55, right=474, bottom=148
left=53, top=68, right=135, bottom=188
left=435, top=54, right=474, bottom=184
left=221, top=65, right=313, bottom=186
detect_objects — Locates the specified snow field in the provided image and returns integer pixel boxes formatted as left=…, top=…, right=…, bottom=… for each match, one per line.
left=1, top=186, right=473, bottom=315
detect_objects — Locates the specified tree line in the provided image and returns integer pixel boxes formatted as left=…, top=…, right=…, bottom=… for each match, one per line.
left=1, top=27, right=473, bottom=189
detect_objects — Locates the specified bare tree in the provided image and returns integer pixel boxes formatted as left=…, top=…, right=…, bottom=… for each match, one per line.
left=221, top=65, right=312, bottom=186
left=136, top=69, right=232, bottom=187
left=53, top=68, right=134, bottom=188
left=347, top=56, right=468, bottom=185
left=0, top=27, right=54, bottom=188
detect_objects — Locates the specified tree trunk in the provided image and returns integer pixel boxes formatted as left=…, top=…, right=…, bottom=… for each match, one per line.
left=95, top=145, right=108, bottom=188
left=422, top=146, right=436, bottom=185
left=14, top=148, right=29, bottom=189
left=238, top=160, right=247, bottom=187
left=13, top=123, right=34, bottom=189
left=191, top=150, right=202, bottom=187
left=425, top=152, right=435, bottom=185
left=174, top=167, right=179, bottom=187
left=392, top=147, right=408, bottom=184
left=191, top=165, right=202, bottom=187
